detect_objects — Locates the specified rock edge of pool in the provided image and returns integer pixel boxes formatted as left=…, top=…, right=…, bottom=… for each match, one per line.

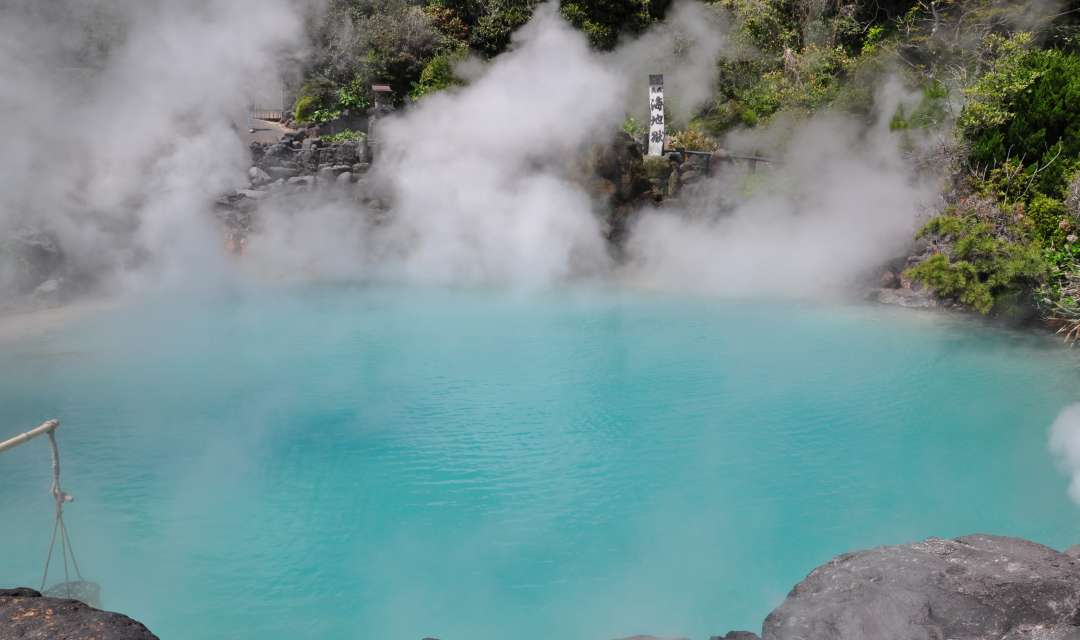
left=5, top=533, right=1079, bottom=640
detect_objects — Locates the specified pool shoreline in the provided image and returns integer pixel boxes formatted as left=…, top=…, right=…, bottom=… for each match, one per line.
left=0, top=297, right=120, bottom=343
left=6, top=533, right=1078, bottom=640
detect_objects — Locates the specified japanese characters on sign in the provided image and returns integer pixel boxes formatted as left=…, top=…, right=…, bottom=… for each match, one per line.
left=648, top=74, right=664, bottom=156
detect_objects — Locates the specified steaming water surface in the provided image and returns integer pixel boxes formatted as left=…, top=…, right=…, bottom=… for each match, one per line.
left=3, top=286, right=1080, bottom=638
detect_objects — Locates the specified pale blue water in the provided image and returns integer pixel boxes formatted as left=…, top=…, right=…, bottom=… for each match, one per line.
left=3, top=285, right=1080, bottom=639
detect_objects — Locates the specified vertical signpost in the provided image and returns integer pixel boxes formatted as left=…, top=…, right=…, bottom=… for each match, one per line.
left=648, top=74, right=665, bottom=156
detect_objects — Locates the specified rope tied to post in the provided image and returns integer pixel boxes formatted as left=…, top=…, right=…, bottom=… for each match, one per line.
left=38, top=422, right=85, bottom=599
left=2, top=419, right=99, bottom=606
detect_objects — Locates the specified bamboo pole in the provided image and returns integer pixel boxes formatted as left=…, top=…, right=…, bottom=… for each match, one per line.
left=0, top=420, right=60, bottom=454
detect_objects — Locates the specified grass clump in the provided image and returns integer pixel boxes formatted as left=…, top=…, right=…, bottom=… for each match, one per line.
left=320, top=129, right=367, bottom=144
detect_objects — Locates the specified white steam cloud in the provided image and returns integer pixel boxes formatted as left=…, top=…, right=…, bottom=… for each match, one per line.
left=246, top=1, right=737, bottom=287
left=623, top=77, right=941, bottom=298
left=3, top=0, right=944, bottom=303
left=249, top=2, right=937, bottom=295
left=0, top=0, right=303, bottom=295
left=1050, top=404, right=1080, bottom=504
left=612, top=1, right=736, bottom=125
left=372, top=4, right=621, bottom=286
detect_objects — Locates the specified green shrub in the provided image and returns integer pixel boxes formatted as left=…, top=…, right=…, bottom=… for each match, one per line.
left=320, top=129, right=367, bottom=144
left=425, top=3, right=470, bottom=44
left=958, top=33, right=1039, bottom=134
left=716, top=44, right=858, bottom=127
left=293, top=77, right=344, bottom=124
left=669, top=128, right=719, bottom=152
left=714, top=0, right=798, bottom=54
left=909, top=253, right=995, bottom=312
left=294, top=95, right=319, bottom=123
left=622, top=116, right=648, bottom=138
left=410, top=49, right=467, bottom=99
left=890, top=80, right=949, bottom=131
left=337, top=76, right=371, bottom=111
left=962, top=41, right=1080, bottom=198
left=736, top=71, right=786, bottom=125
left=1028, top=193, right=1069, bottom=241
left=470, top=4, right=533, bottom=57
left=906, top=211, right=1048, bottom=314
left=977, top=158, right=1032, bottom=204
left=861, top=24, right=886, bottom=56
left=559, top=0, right=660, bottom=51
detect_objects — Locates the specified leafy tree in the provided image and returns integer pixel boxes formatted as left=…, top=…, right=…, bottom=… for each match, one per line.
left=300, top=0, right=438, bottom=112
left=559, top=0, right=669, bottom=50
left=963, top=45, right=1080, bottom=198
left=469, top=1, right=536, bottom=56
left=411, top=49, right=467, bottom=99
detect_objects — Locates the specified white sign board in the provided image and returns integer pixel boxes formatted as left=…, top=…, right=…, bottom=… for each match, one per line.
left=648, top=74, right=664, bottom=156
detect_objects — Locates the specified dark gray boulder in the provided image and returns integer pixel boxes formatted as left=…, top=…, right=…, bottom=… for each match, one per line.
left=762, top=535, right=1080, bottom=640
left=0, top=587, right=158, bottom=640
left=0, top=588, right=40, bottom=598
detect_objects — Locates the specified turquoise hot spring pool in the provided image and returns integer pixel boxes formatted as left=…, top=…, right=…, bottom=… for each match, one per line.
left=2, top=285, right=1080, bottom=638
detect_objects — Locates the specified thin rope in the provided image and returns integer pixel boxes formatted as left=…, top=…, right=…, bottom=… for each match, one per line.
left=61, top=516, right=83, bottom=580
left=60, top=520, right=70, bottom=595
left=39, top=429, right=81, bottom=595
left=39, top=514, right=60, bottom=591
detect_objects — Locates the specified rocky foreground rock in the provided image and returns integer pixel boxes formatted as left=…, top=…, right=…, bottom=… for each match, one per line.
left=6, top=535, right=1080, bottom=639
left=0, top=588, right=157, bottom=640
left=723, top=534, right=1080, bottom=640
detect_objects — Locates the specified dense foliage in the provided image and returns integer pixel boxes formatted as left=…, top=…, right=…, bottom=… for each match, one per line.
left=671, top=1, right=1080, bottom=326
left=320, top=129, right=368, bottom=144
left=409, top=48, right=468, bottom=99
left=560, top=0, right=671, bottom=49
left=689, top=0, right=922, bottom=134
left=294, top=0, right=923, bottom=130
left=290, top=0, right=1080, bottom=332
left=964, top=47, right=1080, bottom=197
left=907, top=25, right=1080, bottom=324
left=907, top=200, right=1047, bottom=314
left=295, top=0, right=674, bottom=122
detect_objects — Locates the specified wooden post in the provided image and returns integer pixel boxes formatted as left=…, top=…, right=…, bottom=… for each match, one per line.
left=648, top=74, right=665, bottom=156
left=0, top=420, right=60, bottom=454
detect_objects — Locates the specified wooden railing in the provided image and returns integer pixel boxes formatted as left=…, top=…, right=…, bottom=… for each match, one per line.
left=251, top=109, right=284, bottom=122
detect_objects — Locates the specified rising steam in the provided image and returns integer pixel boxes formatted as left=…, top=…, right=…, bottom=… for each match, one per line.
left=0, top=0, right=301, bottom=295
left=1050, top=404, right=1080, bottom=503
left=623, top=77, right=942, bottom=298
left=2, top=0, right=946, bottom=301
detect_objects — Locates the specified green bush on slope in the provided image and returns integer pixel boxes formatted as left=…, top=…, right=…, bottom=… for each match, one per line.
left=962, top=42, right=1080, bottom=199
left=906, top=29, right=1080, bottom=321
left=906, top=207, right=1047, bottom=314
left=411, top=49, right=467, bottom=99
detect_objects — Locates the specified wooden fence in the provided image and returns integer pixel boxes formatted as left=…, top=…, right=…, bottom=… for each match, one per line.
left=251, top=109, right=284, bottom=122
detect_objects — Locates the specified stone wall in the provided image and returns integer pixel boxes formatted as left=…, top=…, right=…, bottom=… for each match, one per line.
left=249, top=129, right=371, bottom=186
